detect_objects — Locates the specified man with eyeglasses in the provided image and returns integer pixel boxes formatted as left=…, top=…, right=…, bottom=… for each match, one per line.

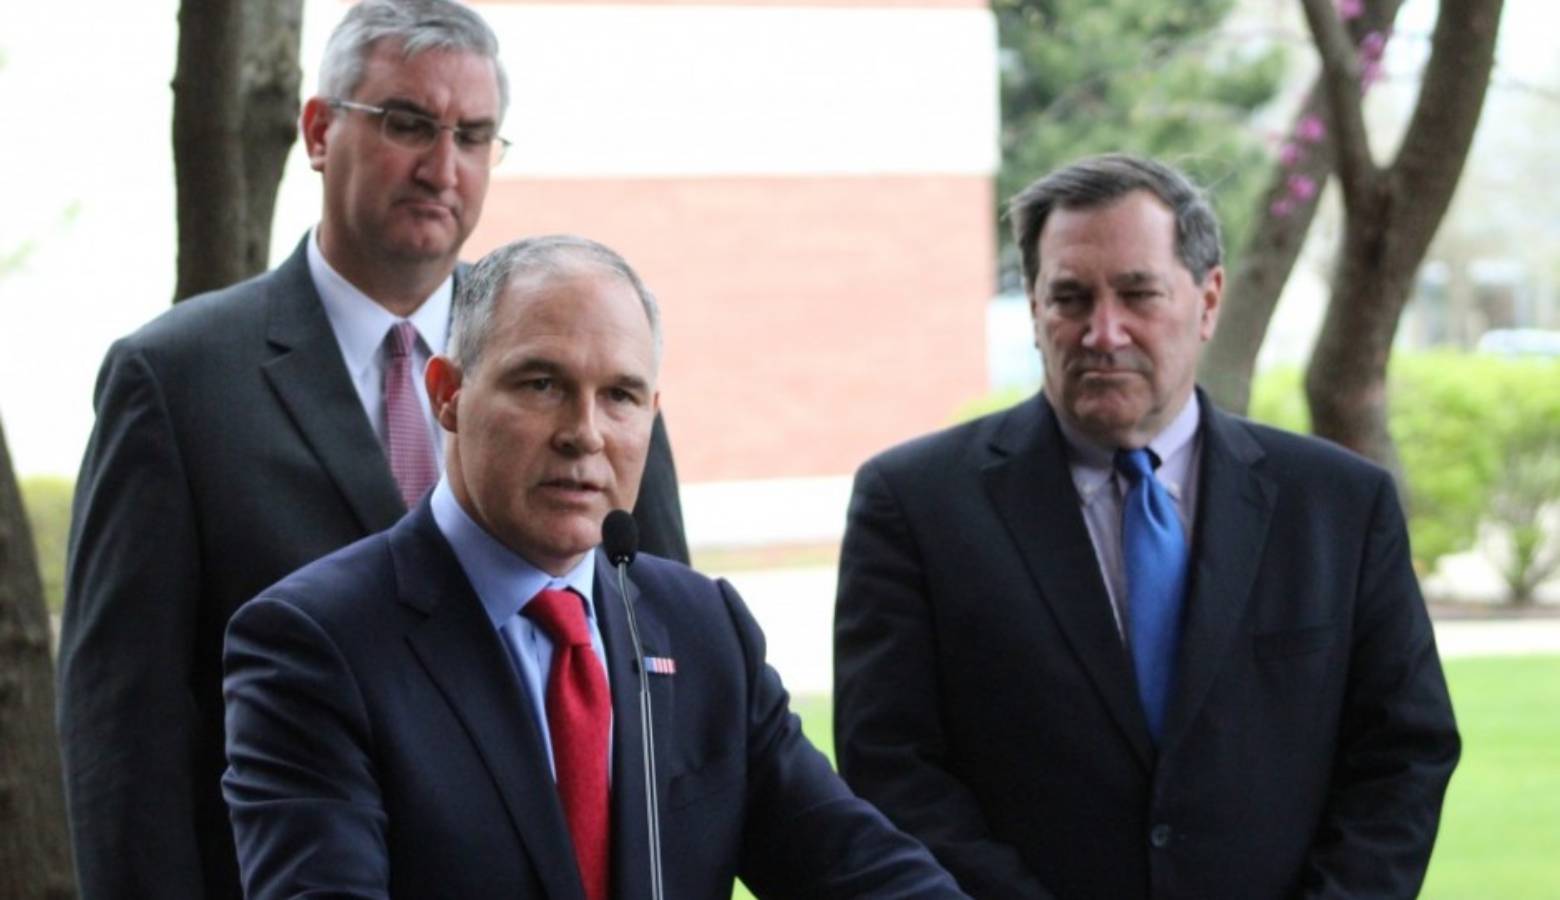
left=57, top=3, right=688, bottom=898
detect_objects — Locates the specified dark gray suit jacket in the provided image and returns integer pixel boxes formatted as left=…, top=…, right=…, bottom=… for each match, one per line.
left=57, top=237, right=688, bottom=900
left=222, top=506, right=966, bottom=900
left=833, top=392, right=1459, bottom=900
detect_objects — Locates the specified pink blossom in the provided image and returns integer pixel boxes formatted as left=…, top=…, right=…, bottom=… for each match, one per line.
left=1336, top=0, right=1364, bottom=20
left=1359, top=60, right=1383, bottom=92
left=1296, top=113, right=1327, bottom=143
left=1270, top=197, right=1296, bottom=218
left=1359, top=30, right=1387, bottom=60
left=1287, top=174, right=1319, bottom=201
left=1279, top=141, right=1304, bottom=166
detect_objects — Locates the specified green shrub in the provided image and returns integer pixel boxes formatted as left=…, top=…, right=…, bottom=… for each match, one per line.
left=20, top=475, right=73, bottom=614
left=1252, top=352, right=1560, bottom=577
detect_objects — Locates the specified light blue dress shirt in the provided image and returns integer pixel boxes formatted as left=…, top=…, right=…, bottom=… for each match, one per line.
left=428, top=477, right=612, bottom=777
left=1056, top=394, right=1203, bottom=641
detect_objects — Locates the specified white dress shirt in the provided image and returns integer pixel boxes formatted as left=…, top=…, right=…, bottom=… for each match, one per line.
left=307, top=227, right=450, bottom=468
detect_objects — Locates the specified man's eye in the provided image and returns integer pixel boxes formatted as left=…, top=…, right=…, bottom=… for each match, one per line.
left=520, top=377, right=555, bottom=393
left=384, top=111, right=436, bottom=140
left=607, top=387, right=641, bottom=406
left=455, top=126, right=495, bottom=148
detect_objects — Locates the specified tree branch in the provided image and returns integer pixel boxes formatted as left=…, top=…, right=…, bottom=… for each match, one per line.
left=1387, top=0, right=1505, bottom=257
left=1300, top=0, right=1378, bottom=206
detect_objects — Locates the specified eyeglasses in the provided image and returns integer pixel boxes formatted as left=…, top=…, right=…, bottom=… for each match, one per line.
left=327, top=99, right=510, bottom=167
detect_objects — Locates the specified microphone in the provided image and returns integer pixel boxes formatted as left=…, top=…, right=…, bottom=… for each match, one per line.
left=602, top=510, right=663, bottom=900
left=602, top=509, right=638, bottom=567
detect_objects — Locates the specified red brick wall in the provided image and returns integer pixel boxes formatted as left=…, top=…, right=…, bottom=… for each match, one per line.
left=469, top=174, right=994, bottom=480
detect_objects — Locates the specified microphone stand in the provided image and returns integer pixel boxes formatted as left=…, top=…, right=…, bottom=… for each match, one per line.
left=608, top=516, right=664, bottom=900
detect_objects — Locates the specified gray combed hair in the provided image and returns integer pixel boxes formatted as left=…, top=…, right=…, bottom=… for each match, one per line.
left=1009, top=153, right=1223, bottom=291
left=318, top=0, right=509, bottom=121
left=451, top=235, right=664, bottom=373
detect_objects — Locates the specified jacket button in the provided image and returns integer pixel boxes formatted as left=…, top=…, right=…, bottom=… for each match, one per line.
left=1150, top=824, right=1172, bottom=848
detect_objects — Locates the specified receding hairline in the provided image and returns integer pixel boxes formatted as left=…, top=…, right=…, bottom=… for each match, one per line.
left=497, top=252, right=649, bottom=317
left=483, top=256, right=661, bottom=365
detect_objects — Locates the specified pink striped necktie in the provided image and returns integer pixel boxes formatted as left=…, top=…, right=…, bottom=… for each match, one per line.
left=382, top=321, right=438, bottom=507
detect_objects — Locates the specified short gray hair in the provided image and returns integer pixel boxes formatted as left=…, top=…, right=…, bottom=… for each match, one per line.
left=452, top=235, right=664, bottom=373
left=1009, top=153, right=1223, bottom=290
left=319, top=0, right=509, bottom=121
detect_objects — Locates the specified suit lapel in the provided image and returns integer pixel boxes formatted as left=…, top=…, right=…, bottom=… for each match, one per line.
left=259, top=237, right=405, bottom=533
left=1161, top=400, right=1277, bottom=752
left=983, top=396, right=1155, bottom=767
left=393, top=508, right=584, bottom=900
left=594, top=552, right=672, bottom=900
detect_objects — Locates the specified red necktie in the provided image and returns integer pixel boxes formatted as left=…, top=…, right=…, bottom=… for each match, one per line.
left=524, top=588, right=611, bottom=900
left=382, top=321, right=437, bottom=507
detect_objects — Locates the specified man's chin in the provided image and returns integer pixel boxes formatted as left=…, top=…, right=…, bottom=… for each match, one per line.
left=385, top=224, right=463, bottom=263
left=1067, top=399, right=1149, bottom=445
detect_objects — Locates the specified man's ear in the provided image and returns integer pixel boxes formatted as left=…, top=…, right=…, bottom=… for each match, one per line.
left=426, top=355, right=463, bottom=432
left=1198, top=265, right=1225, bottom=342
left=300, top=97, right=334, bottom=173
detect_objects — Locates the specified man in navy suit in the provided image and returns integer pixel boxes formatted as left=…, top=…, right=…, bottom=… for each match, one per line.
left=833, top=154, right=1459, bottom=899
left=60, top=4, right=687, bottom=898
left=222, top=235, right=966, bottom=900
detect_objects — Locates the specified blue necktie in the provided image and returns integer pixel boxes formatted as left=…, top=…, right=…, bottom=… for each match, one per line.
left=1115, top=448, right=1188, bottom=743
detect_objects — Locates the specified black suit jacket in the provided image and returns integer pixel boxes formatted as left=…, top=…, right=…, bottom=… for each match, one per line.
left=833, top=392, right=1459, bottom=900
left=221, top=504, right=966, bottom=900
left=57, top=236, right=688, bottom=900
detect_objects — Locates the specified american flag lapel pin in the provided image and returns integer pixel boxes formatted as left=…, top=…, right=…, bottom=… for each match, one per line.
left=643, top=655, right=677, bottom=676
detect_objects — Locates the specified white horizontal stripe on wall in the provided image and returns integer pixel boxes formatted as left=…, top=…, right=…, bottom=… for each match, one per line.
left=483, top=4, right=998, bottom=177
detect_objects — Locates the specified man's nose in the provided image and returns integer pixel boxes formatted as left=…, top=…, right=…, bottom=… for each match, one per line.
left=553, top=395, right=606, bottom=456
left=415, top=130, right=460, bottom=192
left=1081, top=297, right=1130, bottom=351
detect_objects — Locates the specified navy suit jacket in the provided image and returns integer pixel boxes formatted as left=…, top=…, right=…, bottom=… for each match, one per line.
left=223, top=503, right=966, bottom=900
left=833, top=392, right=1459, bottom=899
left=58, top=236, right=689, bottom=900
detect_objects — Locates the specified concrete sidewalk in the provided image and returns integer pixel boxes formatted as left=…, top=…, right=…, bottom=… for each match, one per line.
left=720, top=565, right=1560, bottom=696
left=47, top=569, right=1558, bottom=698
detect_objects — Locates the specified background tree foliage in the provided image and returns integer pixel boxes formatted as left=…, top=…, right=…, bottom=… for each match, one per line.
left=994, top=0, right=1286, bottom=276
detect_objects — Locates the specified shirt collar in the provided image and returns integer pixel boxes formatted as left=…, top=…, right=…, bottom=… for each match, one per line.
left=429, top=477, right=598, bottom=631
left=1057, top=392, right=1201, bottom=506
left=306, top=225, right=452, bottom=375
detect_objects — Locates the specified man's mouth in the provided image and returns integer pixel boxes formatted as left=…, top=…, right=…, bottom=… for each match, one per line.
left=540, top=477, right=604, bottom=494
left=397, top=197, right=454, bottom=218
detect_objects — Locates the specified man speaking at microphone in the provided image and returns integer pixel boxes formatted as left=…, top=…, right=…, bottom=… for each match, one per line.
left=220, top=235, right=965, bottom=900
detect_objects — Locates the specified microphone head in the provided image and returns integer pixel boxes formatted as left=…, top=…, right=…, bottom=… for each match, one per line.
left=602, top=509, right=639, bottom=566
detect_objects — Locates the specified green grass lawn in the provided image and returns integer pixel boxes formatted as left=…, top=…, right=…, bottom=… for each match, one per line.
left=1422, top=654, right=1560, bottom=898
left=735, top=656, right=1560, bottom=898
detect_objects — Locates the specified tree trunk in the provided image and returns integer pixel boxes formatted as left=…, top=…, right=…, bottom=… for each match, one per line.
left=1299, top=0, right=1504, bottom=481
left=239, top=0, right=305, bottom=275
left=1199, top=86, right=1332, bottom=414
left=1199, top=0, right=1404, bottom=415
left=1305, top=195, right=1410, bottom=478
left=0, top=417, right=76, bottom=900
left=173, top=0, right=247, bottom=301
left=173, top=0, right=303, bottom=302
